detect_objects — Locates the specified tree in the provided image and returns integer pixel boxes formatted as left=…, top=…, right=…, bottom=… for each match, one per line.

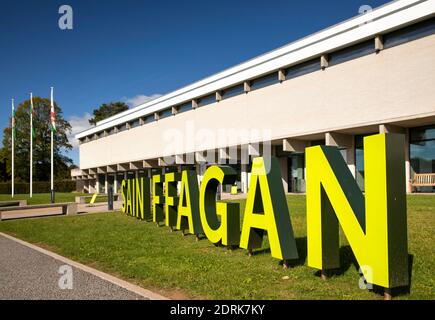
left=1, top=97, right=73, bottom=182
left=88, top=102, right=129, bottom=126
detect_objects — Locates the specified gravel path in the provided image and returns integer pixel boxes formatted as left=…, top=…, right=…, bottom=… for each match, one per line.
left=0, top=234, right=148, bottom=300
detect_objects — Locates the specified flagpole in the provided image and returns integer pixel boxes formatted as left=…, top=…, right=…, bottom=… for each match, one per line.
left=30, top=92, right=33, bottom=198
left=11, top=99, right=14, bottom=198
left=50, top=87, right=55, bottom=203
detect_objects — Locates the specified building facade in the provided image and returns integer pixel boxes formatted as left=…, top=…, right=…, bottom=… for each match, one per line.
left=73, top=0, right=435, bottom=194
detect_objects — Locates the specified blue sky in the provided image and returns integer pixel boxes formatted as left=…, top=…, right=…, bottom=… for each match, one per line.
left=0, top=0, right=390, bottom=165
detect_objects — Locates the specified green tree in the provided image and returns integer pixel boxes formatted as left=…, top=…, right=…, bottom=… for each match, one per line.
left=88, top=102, right=129, bottom=126
left=1, top=97, right=73, bottom=182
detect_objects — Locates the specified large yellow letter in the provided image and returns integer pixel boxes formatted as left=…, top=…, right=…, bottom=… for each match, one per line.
left=135, top=177, right=151, bottom=221
left=165, top=172, right=181, bottom=229
left=121, top=179, right=127, bottom=214
left=177, top=170, right=203, bottom=235
left=126, top=179, right=133, bottom=216
left=240, top=157, right=298, bottom=261
left=199, top=166, right=240, bottom=246
left=306, top=133, right=408, bottom=288
left=152, top=174, right=165, bottom=225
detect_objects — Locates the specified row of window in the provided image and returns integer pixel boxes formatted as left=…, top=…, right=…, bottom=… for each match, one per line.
left=79, top=17, right=435, bottom=145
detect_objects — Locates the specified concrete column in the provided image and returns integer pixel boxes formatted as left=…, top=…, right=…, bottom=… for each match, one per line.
left=279, top=157, right=289, bottom=193
left=283, top=139, right=310, bottom=153
left=196, top=163, right=206, bottom=185
left=178, top=165, right=182, bottom=195
left=379, top=124, right=411, bottom=193
left=325, top=132, right=355, bottom=178
left=104, top=173, right=108, bottom=194
left=241, top=164, right=248, bottom=194
left=114, top=174, right=118, bottom=194
left=85, top=180, right=90, bottom=193
left=96, top=176, right=101, bottom=194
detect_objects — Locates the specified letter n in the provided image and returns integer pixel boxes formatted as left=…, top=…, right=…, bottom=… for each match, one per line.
left=136, top=177, right=151, bottom=221
left=306, top=133, right=408, bottom=289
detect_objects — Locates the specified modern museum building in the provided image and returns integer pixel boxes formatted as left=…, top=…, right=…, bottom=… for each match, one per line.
left=72, top=0, right=435, bottom=195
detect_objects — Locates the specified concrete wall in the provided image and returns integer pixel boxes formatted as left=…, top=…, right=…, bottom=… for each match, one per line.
left=79, top=34, right=435, bottom=169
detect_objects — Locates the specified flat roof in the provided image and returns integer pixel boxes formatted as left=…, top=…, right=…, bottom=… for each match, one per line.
left=76, top=0, right=435, bottom=139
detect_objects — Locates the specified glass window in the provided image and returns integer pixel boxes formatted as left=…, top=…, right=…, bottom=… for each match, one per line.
left=355, top=135, right=366, bottom=192
left=355, top=133, right=379, bottom=192
left=288, top=154, right=305, bottom=193
left=144, top=115, right=154, bottom=124
left=130, top=119, right=140, bottom=128
left=285, top=59, right=320, bottom=80
left=159, top=108, right=173, bottom=120
left=222, top=84, right=244, bottom=99
left=250, top=72, right=279, bottom=91
left=328, top=40, right=375, bottom=67
left=117, top=123, right=127, bottom=132
left=311, top=140, right=325, bottom=146
left=127, top=171, right=136, bottom=180
left=384, top=17, right=435, bottom=49
left=410, top=125, right=435, bottom=193
left=107, top=127, right=116, bottom=135
left=177, top=102, right=192, bottom=114
left=198, top=94, right=216, bottom=108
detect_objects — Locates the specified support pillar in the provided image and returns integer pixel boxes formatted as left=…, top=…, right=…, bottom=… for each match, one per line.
left=114, top=174, right=118, bottom=194
left=241, top=164, right=248, bottom=194
left=104, top=173, right=108, bottom=194
left=279, top=157, right=289, bottom=193
left=96, top=176, right=101, bottom=194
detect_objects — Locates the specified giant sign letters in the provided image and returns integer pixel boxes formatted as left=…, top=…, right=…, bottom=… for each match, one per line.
left=120, top=133, right=409, bottom=290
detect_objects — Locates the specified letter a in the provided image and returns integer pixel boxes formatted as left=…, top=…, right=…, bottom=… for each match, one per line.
left=177, top=170, right=203, bottom=235
left=240, top=157, right=298, bottom=261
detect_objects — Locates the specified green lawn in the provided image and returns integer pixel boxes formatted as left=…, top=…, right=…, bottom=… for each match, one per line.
left=0, top=193, right=107, bottom=205
left=0, top=195, right=433, bottom=300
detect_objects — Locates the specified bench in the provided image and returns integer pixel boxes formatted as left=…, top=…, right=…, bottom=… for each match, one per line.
left=0, top=202, right=77, bottom=221
left=0, top=200, right=27, bottom=208
left=75, top=193, right=121, bottom=204
left=411, top=173, right=435, bottom=187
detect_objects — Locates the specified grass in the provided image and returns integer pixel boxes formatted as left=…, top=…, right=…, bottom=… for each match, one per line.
left=0, top=193, right=107, bottom=205
left=0, top=195, right=433, bottom=300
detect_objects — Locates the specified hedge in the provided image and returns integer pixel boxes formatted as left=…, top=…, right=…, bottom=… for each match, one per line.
left=0, top=180, right=76, bottom=194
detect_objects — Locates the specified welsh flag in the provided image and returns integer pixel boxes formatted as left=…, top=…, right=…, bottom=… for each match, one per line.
left=50, top=88, right=56, bottom=132
left=50, top=103, right=56, bottom=132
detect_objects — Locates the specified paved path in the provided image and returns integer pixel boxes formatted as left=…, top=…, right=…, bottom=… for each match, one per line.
left=0, top=201, right=123, bottom=220
left=0, top=233, right=166, bottom=300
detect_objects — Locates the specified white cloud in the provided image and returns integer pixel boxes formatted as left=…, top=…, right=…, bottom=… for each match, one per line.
left=67, top=112, right=92, bottom=149
left=124, top=94, right=162, bottom=107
